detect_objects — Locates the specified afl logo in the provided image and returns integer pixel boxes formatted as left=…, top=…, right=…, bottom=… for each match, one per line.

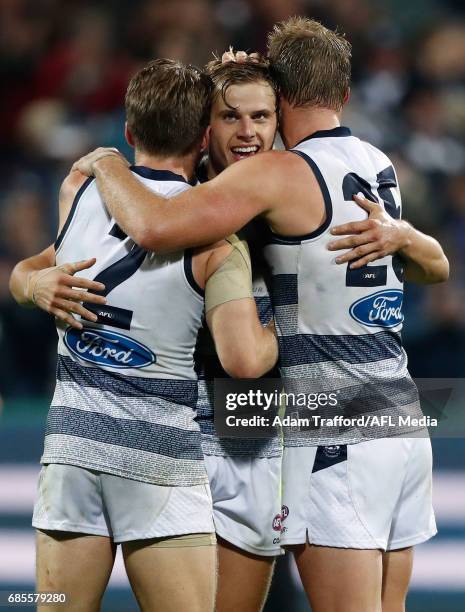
left=349, top=290, right=403, bottom=329
left=272, top=505, right=290, bottom=532
left=272, top=515, right=282, bottom=532
left=64, top=328, right=155, bottom=369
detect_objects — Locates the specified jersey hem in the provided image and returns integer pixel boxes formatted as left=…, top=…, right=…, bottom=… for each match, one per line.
left=40, top=457, right=208, bottom=488
left=201, top=445, right=282, bottom=458
left=283, top=426, right=425, bottom=448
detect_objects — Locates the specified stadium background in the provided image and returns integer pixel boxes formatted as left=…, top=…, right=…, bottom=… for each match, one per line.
left=0, top=0, right=464, bottom=610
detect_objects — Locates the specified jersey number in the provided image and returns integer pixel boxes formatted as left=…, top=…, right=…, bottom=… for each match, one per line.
left=82, top=224, right=146, bottom=330
left=342, top=166, right=403, bottom=287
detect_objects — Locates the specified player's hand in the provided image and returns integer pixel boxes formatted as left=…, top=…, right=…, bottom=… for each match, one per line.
left=327, top=194, right=411, bottom=268
left=71, top=147, right=129, bottom=177
left=27, top=258, right=106, bottom=329
left=221, top=49, right=261, bottom=64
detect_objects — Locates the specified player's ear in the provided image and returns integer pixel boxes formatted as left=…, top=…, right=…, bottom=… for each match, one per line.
left=343, top=87, right=350, bottom=106
left=201, top=126, right=211, bottom=153
left=125, top=122, right=135, bottom=148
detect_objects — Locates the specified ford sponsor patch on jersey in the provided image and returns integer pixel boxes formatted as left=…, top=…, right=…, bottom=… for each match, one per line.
left=64, top=328, right=156, bottom=369
left=349, top=289, right=404, bottom=328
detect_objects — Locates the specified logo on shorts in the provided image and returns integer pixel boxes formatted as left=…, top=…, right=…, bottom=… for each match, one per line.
left=64, top=327, right=155, bottom=369
left=272, top=514, right=282, bottom=532
left=272, top=505, right=290, bottom=533
left=349, top=289, right=403, bottom=328
left=323, top=445, right=341, bottom=459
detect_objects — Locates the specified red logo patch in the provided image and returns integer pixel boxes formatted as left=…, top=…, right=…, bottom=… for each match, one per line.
left=272, top=505, right=290, bottom=532
left=272, top=514, right=282, bottom=532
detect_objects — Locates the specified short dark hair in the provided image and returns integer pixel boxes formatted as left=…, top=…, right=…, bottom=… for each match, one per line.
left=267, top=17, right=351, bottom=111
left=205, top=53, right=278, bottom=109
left=125, top=59, right=213, bottom=156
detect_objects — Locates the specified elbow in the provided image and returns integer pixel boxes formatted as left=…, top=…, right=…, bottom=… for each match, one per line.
left=135, top=230, right=156, bottom=251
left=134, top=223, right=175, bottom=253
left=8, top=265, right=26, bottom=305
left=438, top=257, right=450, bottom=283
left=132, top=225, right=161, bottom=251
left=221, top=354, right=264, bottom=379
left=430, top=256, right=450, bottom=284
left=8, top=271, right=17, bottom=303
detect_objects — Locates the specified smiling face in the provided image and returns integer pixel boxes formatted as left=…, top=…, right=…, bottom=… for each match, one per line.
left=208, top=80, right=277, bottom=174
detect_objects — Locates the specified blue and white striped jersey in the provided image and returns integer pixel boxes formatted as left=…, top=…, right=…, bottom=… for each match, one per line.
left=263, top=127, right=421, bottom=446
left=43, top=166, right=207, bottom=486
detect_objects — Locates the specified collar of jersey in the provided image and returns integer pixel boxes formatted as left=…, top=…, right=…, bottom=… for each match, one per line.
left=295, top=126, right=351, bottom=146
left=130, top=165, right=188, bottom=183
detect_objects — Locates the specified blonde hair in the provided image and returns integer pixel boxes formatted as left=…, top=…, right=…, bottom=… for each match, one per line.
left=205, top=53, right=278, bottom=108
left=267, top=16, right=351, bottom=110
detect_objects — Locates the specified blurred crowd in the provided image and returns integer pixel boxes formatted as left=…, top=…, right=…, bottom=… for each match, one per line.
left=1, top=0, right=464, bottom=398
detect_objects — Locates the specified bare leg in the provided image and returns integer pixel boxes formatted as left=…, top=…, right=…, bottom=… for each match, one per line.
left=292, top=544, right=383, bottom=612
left=215, top=537, right=275, bottom=612
left=122, top=537, right=216, bottom=612
left=381, top=547, right=413, bottom=612
left=36, top=530, right=116, bottom=612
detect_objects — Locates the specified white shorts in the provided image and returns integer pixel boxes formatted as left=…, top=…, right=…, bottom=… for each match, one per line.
left=280, top=436, right=437, bottom=550
left=32, top=464, right=214, bottom=543
left=204, top=455, right=283, bottom=557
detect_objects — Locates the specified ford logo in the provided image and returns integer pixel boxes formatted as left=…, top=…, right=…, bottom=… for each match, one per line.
left=64, top=328, right=156, bottom=369
left=349, top=290, right=404, bottom=329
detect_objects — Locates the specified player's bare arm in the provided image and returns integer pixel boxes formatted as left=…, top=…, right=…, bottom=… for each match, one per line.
left=72, top=147, right=326, bottom=252
left=205, top=240, right=278, bottom=378
left=328, top=194, right=449, bottom=284
left=9, top=170, right=106, bottom=329
left=193, top=237, right=278, bottom=378
left=10, top=244, right=56, bottom=306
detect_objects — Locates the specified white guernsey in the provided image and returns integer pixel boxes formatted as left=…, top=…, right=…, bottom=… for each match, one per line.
left=41, top=167, right=207, bottom=487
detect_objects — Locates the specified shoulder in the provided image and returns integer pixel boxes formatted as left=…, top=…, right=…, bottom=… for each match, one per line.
left=194, top=234, right=252, bottom=283
left=225, top=234, right=250, bottom=261
left=245, top=149, right=309, bottom=176
left=59, top=170, right=93, bottom=205
left=57, top=170, right=93, bottom=237
left=195, top=238, right=233, bottom=274
left=211, top=149, right=308, bottom=185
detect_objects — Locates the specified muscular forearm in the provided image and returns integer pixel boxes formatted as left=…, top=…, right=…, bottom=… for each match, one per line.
left=87, top=149, right=280, bottom=252
left=207, top=299, right=278, bottom=378
left=93, top=156, right=161, bottom=247
left=92, top=157, right=239, bottom=252
left=9, top=250, right=55, bottom=306
left=218, top=321, right=278, bottom=379
left=400, top=223, right=449, bottom=284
